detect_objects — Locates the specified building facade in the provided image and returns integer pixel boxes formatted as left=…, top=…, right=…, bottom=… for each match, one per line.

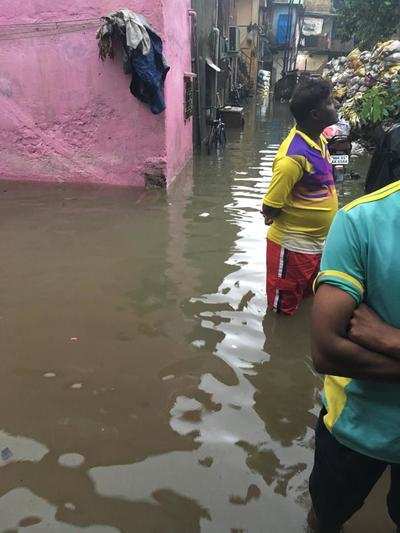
left=191, top=0, right=267, bottom=147
left=296, top=0, right=353, bottom=72
left=263, top=0, right=353, bottom=88
left=191, top=0, right=239, bottom=147
left=233, top=0, right=262, bottom=83
left=263, top=0, right=305, bottom=84
left=0, top=0, right=193, bottom=187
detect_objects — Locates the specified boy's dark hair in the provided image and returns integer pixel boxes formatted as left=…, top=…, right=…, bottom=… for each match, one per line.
left=290, top=78, right=332, bottom=123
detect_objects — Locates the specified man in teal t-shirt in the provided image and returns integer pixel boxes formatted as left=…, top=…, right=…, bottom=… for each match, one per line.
left=309, top=180, right=400, bottom=532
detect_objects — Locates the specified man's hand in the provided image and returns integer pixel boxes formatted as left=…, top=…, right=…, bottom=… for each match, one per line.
left=260, top=211, right=274, bottom=226
left=349, top=304, right=400, bottom=359
left=261, top=205, right=281, bottom=226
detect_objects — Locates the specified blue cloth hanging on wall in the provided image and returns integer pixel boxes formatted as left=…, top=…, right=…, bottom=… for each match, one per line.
left=129, top=30, right=170, bottom=115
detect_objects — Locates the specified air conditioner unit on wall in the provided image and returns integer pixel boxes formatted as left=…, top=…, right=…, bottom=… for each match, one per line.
left=228, top=26, right=241, bottom=53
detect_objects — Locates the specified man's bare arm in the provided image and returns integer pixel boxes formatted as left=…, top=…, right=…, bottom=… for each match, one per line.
left=312, top=284, right=400, bottom=382
left=349, top=304, right=400, bottom=359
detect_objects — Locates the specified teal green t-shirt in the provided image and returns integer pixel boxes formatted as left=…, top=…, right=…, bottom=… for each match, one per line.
left=315, top=181, right=400, bottom=463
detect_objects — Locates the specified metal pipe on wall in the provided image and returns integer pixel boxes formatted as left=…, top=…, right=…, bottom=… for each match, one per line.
left=282, top=0, right=294, bottom=75
left=213, top=0, right=220, bottom=110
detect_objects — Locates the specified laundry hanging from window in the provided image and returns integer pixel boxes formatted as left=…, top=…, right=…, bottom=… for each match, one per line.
left=97, top=9, right=170, bottom=114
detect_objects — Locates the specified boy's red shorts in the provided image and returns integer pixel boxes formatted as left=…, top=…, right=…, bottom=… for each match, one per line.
left=266, top=238, right=321, bottom=316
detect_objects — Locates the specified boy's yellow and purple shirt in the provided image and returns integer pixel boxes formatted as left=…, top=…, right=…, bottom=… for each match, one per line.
left=263, top=127, right=338, bottom=253
left=315, top=181, right=400, bottom=463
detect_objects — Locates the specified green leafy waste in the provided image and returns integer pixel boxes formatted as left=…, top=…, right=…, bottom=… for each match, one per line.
left=358, top=80, right=400, bottom=126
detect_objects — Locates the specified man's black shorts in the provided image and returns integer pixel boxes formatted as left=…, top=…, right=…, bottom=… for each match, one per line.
left=309, top=408, right=400, bottom=529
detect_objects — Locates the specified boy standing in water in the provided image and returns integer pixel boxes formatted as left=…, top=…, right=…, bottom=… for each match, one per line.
left=310, top=178, right=400, bottom=532
left=262, top=79, right=338, bottom=316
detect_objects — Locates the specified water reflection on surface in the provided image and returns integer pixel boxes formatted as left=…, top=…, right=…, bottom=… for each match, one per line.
left=0, top=104, right=391, bottom=532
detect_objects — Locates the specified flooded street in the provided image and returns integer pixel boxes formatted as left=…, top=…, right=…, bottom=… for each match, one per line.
left=0, top=105, right=392, bottom=532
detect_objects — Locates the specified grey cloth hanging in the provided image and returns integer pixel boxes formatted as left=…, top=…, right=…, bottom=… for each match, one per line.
left=98, top=10, right=152, bottom=55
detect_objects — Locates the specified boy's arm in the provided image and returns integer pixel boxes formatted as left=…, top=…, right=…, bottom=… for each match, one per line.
left=261, top=156, right=302, bottom=222
left=349, top=304, right=400, bottom=359
left=312, top=285, right=400, bottom=382
left=312, top=208, right=400, bottom=381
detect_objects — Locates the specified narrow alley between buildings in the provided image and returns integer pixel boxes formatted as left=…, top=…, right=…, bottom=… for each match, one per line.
left=0, top=104, right=391, bottom=532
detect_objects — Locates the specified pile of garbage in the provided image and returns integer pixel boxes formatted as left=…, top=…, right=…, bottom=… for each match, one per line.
left=323, top=40, right=400, bottom=144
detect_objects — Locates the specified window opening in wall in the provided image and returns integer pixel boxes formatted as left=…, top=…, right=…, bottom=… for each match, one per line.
left=184, top=75, right=195, bottom=121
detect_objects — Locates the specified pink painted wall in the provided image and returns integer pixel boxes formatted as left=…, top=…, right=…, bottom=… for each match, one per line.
left=163, top=0, right=193, bottom=183
left=0, top=1, right=192, bottom=187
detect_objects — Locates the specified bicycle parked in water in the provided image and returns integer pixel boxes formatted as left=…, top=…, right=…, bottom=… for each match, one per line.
left=206, top=106, right=227, bottom=155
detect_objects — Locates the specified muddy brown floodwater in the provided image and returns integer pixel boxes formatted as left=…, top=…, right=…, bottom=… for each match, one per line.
left=0, top=104, right=393, bottom=532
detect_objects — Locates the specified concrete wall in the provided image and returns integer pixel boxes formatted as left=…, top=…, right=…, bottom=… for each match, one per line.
left=297, top=52, right=327, bottom=71
left=304, top=0, right=331, bottom=13
left=0, top=0, right=192, bottom=187
left=235, top=0, right=259, bottom=26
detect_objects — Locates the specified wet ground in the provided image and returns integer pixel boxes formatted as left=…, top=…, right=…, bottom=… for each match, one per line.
left=0, top=104, right=393, bottom=532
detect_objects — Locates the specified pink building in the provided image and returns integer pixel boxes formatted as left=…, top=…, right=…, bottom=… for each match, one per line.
left=0, top=0, right=193, bottom=187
